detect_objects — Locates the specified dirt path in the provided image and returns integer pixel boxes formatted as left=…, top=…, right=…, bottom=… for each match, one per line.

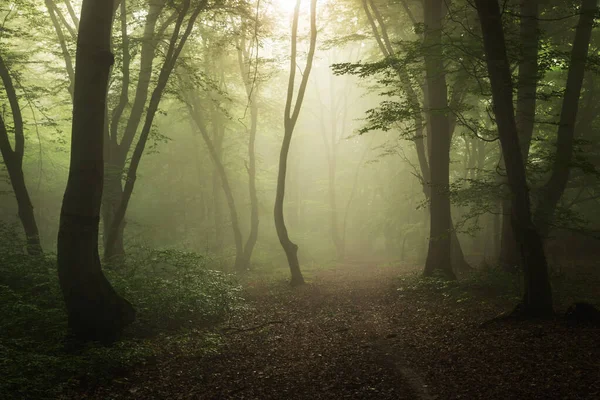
left=80, top=263, right=600, bottom=399
left=90, top=264, right=430, bottom=399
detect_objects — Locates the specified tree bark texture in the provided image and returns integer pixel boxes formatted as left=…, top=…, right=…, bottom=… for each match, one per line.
left=57, top=0, right=135, bottom=342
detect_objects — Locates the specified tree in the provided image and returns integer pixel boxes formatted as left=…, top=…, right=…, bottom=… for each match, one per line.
left=236, top=17, right=262, bottom=268
left=57, top=0, right=135, bottom=341
left=422, top=0, right=454, bottom=279
left=341, top=0, right=470, bottom=275
left=498, top=0, right=540, bottom=271
left=475, top=0, right=553, bottom=316
left=532, top=0, right=597, bottom=236
left=275, top=0, right=318, bottom=286
left=104, top=0, right=206, bottom=260
left=498, top=0, right=597, bottom=270
left=0, top=54, right=42, bottom=255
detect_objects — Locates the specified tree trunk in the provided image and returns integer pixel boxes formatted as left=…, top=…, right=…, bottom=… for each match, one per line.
left=57, top=0, right=135, bottom=342
left=105, top=1, right=205, bottom=259
left=236, top=32, right=260, bottom=269
left=533, top=0, right=597, bottom=236
left=186, top=99, right=245, bottom=270
left=0, top=55, right=43, bottom=255
left=475, top=0, right=553, bottom=317
left=102, top=0, right=164, bottom=260
left=498, top=0, right=539, bottom=271
left=423, top=0, right=454, bottom=279
left=102, top=170, right=126, bottom=262
left=275, top=0, right=317, bottom=286
left=243, top=97, right=260, bottom=268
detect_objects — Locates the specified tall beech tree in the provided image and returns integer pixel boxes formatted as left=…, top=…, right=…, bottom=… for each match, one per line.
left=57, top=0, right=135, bottom=341
left=350, top=0, right=470, bottom=275
left=275, top=0, right=318, bottom=286
left=0, top=54, right=42, bottom=255
left=422, top=0, right=454, bottom=279
left=475, top=0, right=553, bottom=316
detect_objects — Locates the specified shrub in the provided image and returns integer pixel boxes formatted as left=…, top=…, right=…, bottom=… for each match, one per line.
left=0, top=222, right=243, bottom=399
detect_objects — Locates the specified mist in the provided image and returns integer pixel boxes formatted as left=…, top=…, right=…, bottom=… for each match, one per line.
left=1, top=0, right=600, bottom=399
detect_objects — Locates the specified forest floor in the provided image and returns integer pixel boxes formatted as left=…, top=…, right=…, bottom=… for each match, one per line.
left=70, top=262, right=600, bottom=400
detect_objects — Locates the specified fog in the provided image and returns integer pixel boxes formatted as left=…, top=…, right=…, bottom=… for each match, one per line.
left=2, top=0, right=600, bottom=398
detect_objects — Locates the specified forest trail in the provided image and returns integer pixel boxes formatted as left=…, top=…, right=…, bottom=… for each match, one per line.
left=88, top=263, right=431, bottom=400
left=71, top=263, right=600, bottom=400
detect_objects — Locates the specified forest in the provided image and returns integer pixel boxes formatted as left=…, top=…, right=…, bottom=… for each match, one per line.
left=1, top=0, right=600, bottom=398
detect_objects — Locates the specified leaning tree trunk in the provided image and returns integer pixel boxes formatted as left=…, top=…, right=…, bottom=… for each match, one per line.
left=499, top=0, right=539, bottom=272
left=102, top=0, right=164, bottom=262
left=105, top=0, right=205, bottom=259
left=0, top=55, right=43, bottom=255
left=57, top=0, right=135, bottom=342
left=275, top=0, right=318, bottom=286
left=422, top=0, right=454, bottom=279
left=476, top=0, right=553, bottom=317
left=533, top=0, right=597, bottom=236
left=185, top=99, right=245, bottom=270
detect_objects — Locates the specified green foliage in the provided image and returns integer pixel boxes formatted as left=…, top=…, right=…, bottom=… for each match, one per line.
left=0, top=223, right=243, bottom=399
left=112, top=248, right=245, bottom=332
left=395, top=267, right=523, bottom=306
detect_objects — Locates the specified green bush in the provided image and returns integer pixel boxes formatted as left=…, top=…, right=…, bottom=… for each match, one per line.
left=112, top=247, right=245, bottom=331
left=0, top=222, right=243, bottom=399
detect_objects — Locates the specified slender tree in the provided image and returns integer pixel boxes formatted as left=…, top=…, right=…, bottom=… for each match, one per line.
left=0, top=54, right=42, bottom=255
left=236, top=19, right=261, bottom=269
left=475, top=0, right=553, bottom=317
left=57, top=0, right=135, bottom=341
left=275, top=0, right=318, bottom=286
left=105, top=0, right=206, bottom=258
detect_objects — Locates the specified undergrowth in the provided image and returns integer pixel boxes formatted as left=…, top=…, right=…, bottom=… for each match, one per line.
left=0, top=222, right=243, bottom=399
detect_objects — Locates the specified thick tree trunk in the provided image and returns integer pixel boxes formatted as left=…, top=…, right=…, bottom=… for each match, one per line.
left=423, top=0, right=454, bottom=279
left=476, top=0, right=553, bottom=317
left=0, top=55, right=43, bottom=255
left=57, top=0, right=135, bottom=342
